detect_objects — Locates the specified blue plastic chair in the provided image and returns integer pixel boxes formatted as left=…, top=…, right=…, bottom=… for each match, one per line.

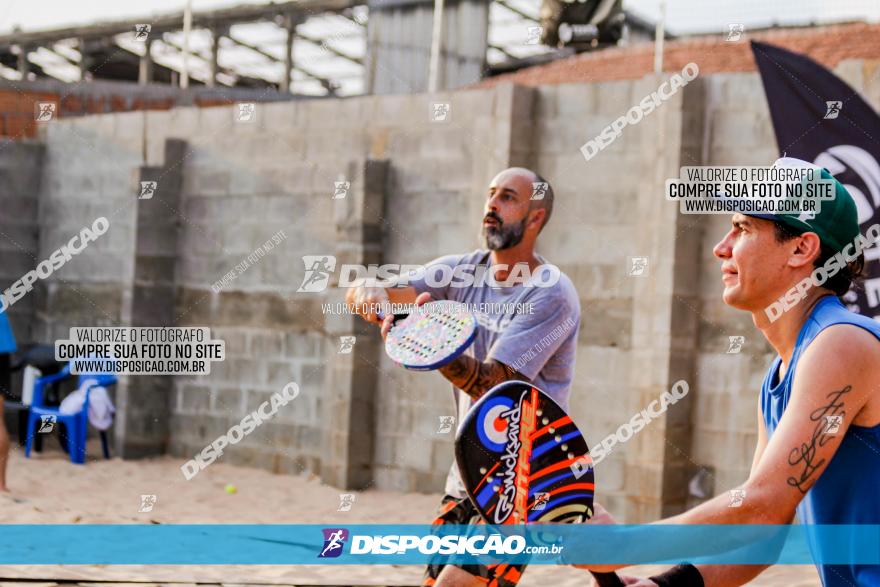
left=24, top=364, right=117, bottom=464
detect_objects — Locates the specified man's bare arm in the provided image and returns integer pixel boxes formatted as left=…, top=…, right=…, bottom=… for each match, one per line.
left=692, top=403, right=774, bottom=586
left=439, top=357, right=527, bottom=400
left=582, top=325, right=877, bottom=580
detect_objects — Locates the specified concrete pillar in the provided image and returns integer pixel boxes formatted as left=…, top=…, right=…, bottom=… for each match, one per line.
left=208, top=29, right=222, bottom=87
left=16, top=45, right=29, bottom=78
left=114, top=139, right=187, bottom=458
left=138, top=39, right=153, bottom=85
left=468, top=83, right=537, bottom=221
left=625, top=76, right=707, bottom=521
left=282, top=14, right=297, bottom=94
left=319, top=159, right=389, bottom=489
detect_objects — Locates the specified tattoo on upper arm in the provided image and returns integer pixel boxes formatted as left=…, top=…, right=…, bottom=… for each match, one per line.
left=786, top=385, right=852, bottom=494
left=439, top=356, right=522, bottom=400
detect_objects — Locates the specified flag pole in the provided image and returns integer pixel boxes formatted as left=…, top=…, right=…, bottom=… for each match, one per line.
left=653, top=0, right=665, bottom=74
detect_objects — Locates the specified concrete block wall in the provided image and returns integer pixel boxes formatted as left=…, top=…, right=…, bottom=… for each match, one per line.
left=33, top=113, right=142, bottom=342
left=0, top=140, right=43, bottom=344
left=686, top=73, right=778, bottom=500
left=144, top=101, right=352, bottom=475
left=139, top=92, right=505, bottom=481
left=526, top=75, right=707, bottom=521
left=16, top=62, right=876, bottom=519
left=530, top=80, right=645, bottom=519
left=368, top=87, right=537, bottom=492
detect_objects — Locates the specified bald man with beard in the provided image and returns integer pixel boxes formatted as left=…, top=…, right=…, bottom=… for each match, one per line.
left=347, top=167, right=582, bottom=587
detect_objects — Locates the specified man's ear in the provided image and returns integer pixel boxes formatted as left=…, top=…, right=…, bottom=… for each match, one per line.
left=527, top=207, right=546, bottom=232
left=789, top=232, right=822, bottom=269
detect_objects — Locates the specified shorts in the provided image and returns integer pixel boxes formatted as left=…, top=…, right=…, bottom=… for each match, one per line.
left=422, top=494, right=527, bottom=587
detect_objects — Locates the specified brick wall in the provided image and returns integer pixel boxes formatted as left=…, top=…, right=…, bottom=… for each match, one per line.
left=0, top=78, right=296, bottom=140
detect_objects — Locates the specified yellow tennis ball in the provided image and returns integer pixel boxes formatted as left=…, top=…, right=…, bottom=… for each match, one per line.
left=225, top=484, right=237, bottom=494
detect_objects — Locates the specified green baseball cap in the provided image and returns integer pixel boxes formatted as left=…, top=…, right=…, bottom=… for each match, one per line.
left=744, top=157, right=859, bottom=254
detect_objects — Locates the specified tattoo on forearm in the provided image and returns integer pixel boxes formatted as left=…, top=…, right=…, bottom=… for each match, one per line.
left=786, top=385, right=852, bottom=494
left=439, top=356, right=520, bottom=400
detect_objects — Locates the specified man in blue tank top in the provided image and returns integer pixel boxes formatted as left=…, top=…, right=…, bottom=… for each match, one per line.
left=576, top=158, right=880, bottom=586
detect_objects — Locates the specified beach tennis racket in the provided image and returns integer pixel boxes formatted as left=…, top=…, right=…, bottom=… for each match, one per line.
left=455, top=380, right=624, bottom=587
left=382, top=300, right=477, bottom=371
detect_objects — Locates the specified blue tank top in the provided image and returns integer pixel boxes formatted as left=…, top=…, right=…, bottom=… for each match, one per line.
left=760, top=295, right=880, bottom=586
left=0, top=308, right=16, bottom=354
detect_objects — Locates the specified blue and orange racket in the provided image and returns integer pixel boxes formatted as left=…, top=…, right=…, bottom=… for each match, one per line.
left=383, top=301, right=477, bottom=371
left=456, top=380, right=624, bottom=587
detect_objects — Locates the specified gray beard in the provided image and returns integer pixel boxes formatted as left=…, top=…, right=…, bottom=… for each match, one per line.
left=481, top=217, right=526, bottom=250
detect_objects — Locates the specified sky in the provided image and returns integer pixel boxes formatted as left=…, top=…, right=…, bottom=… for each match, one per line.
left=1, top=0, right=878, bottom=37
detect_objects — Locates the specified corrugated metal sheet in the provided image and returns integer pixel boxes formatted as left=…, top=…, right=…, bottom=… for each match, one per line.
left=367, top=0, right=489, bottom=94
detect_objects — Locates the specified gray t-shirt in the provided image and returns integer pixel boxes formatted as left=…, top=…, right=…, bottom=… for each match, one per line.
left=407, top=249, right=581, bottom=498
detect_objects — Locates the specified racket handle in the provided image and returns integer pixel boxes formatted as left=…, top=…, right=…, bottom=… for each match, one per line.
left=592, top=572, right=625, bottom=587
left=376, top=311, right=409, bottom=322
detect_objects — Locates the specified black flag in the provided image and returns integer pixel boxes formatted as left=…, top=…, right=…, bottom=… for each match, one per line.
left=751, top=40, right=880, bottom=319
